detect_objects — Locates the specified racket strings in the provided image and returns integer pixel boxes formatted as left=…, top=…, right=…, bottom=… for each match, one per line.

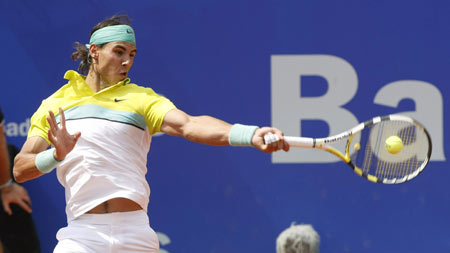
left=383, top=122, right=417, bottom=179
left=350, top=119, right=430, bottom=182
left=376, top=121, right=389, bottom=178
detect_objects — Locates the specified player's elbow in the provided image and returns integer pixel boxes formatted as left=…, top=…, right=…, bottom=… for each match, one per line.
left=13, top=169, right=25, bottom=183
left=13, top=167, right=25, bottom=184
left=13, top=167, right=26, bottom=183
left=13, top=154, right=31, bottom=183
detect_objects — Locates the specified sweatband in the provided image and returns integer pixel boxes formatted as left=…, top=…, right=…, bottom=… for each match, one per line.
left=229, top=124, right=259, bottom=147
left=35, top=148, right=63, bottom=174
left=86, top=24, right=136, bottom=48
left=0, top=179, right=13, bottom=190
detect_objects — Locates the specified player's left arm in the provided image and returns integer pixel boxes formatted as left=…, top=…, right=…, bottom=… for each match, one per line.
left=160, top=108, right=289, bottom=153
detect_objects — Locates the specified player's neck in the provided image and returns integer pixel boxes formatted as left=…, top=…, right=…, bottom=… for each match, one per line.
left=85, top=71, right=111, bottom=93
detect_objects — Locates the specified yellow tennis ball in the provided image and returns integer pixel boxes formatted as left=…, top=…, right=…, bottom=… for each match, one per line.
left=385, top=136, right=403, bottom=154
left=354, top=143, right=361, bottom=151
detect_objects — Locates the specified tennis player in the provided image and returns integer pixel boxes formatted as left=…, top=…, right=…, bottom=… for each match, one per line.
left=13, top=15, right=288, bottom=252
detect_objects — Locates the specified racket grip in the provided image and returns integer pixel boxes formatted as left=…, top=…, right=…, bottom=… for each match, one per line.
left=264, top=134, right=315, bottom=148
left=284, top=136, right=315, bottom=148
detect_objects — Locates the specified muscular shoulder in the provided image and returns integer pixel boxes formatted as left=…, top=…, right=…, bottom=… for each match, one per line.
left=120, top=83, right=176, bottom=134
left=118, top=83, right=172, bottom=106
left=123, top=83, right=160, bottom=97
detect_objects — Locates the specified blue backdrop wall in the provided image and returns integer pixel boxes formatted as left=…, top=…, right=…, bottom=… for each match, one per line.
left=0, top=0, right=448, bottom=252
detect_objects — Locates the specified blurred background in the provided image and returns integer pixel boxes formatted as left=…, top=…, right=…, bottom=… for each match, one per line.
left=0, top=0, right=448, bottom=252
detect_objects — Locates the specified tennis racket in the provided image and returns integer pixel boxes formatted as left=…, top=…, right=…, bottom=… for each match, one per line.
left=265, top=114, right=432, bottom=184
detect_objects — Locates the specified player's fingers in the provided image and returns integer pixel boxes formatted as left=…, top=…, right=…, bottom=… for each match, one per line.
left=267, top=133, right=275, bottom=144
left=277, top=139, right=283, bottom=149
left=261, top=128, right=288, bottom=152
left=48, top=110, right=56, bottom=124
left=259, top=127, right=278, bottom=137
left=269, top=128, right=289, bottom=151
left=263, top=134, right=273, bottom=145
left=272, top=133, right=280, bottom=142
left=268, top=131, right=283, bottom=150
left=282, top=140, right=290, bottom=152
left=263, top=135, right=271, bottom=145
left=51, top=110, right=60, bottom=130
left=271, top=128, right=284, bottom=137
left=73, top=131, right=82, bottom=142
left=48, top=129, right=56, bottom=144
left=59, top=107, right=66, bottom=129
left=264, top=133, right=278, bottom=145
left=47, top=116, right=55, bottom=133
left=267, top=133, right=282, bottom=152
left=47, top=111, right=58, bottom=134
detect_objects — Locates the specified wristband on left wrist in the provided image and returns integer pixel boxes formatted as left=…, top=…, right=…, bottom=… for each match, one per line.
left=35, top=147, right=63, bottom=174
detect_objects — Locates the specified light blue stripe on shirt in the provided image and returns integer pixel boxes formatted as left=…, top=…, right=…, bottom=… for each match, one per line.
left=55, top=104, right=147, bottom=130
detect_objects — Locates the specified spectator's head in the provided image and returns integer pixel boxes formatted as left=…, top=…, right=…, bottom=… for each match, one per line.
left=276, top=223, right=320, bottom=253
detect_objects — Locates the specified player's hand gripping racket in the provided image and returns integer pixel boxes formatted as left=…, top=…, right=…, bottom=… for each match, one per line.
left=265, top=115, right=432, bottom=184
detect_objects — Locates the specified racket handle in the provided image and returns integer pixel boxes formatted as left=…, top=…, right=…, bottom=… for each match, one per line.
left=284, top=136, right=315, bottom=148
left=264, top=134, right=315, bottom=148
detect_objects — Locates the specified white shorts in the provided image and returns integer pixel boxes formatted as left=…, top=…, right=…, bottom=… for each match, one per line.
left=54, top=210, right=159, bottom=253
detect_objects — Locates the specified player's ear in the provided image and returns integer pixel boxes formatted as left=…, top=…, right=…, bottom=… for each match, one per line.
left=89, top=44, right=100, bottom=60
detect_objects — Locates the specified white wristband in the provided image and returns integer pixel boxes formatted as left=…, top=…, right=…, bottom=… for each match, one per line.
left=35, top=148, right=63, bottom=174
left=228, top=124, right=259, bottom=147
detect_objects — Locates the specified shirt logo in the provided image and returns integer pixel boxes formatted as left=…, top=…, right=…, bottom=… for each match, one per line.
left=114, top=98, right=126, bottom=102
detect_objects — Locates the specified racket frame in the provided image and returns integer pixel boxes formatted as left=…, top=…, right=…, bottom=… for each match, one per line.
left=280, top=115, right=432, bottom=184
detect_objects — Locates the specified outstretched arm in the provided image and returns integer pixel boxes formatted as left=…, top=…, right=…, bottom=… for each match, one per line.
left=160, top=108, right=289, bottom=153
left=13, top=108, right=81, bottom=183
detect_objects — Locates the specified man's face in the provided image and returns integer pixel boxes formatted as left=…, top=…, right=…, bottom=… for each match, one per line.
left=94, top=41, right=137, bottom=85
